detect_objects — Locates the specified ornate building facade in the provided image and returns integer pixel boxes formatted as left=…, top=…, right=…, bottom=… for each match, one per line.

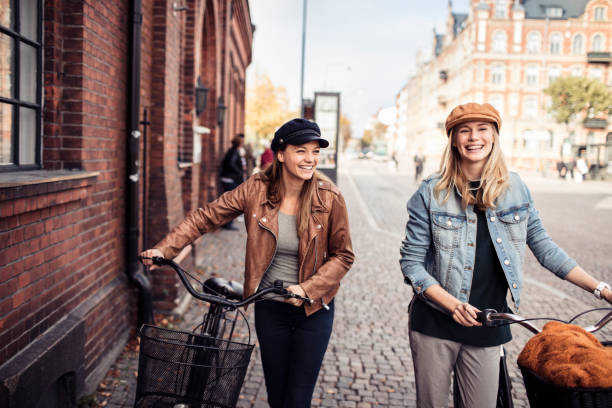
left=397, top=0, right=612, bottom=175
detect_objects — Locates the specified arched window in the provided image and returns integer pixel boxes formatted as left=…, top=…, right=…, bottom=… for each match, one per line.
left=572, top=34, right=584, bottom=54
left=526, top=32, right=541, bottom=53
left=592, top=34, right=604, bottom=52
left=550, top=33, right=563, bottom=54
left=492, top=31, right=507, bottom=53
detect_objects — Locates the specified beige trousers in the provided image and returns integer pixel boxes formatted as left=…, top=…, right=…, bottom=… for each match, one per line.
left=409, top=329, right=501, bottom=408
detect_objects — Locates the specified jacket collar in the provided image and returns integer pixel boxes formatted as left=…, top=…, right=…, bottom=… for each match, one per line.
left=255, top=172, right=329, bottom=213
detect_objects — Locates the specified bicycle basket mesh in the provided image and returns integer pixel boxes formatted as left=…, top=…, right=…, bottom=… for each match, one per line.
left=134, top=325, right=254, bottom=408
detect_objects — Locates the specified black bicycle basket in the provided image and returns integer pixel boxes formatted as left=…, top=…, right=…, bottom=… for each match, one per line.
left=134, top=324, right=254, bottom=408
left=519, top=342, right=612, bottom=408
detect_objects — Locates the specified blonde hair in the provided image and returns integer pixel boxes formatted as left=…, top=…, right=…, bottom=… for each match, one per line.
left=261, top=155, right=331, bottom=237
left=434, top=124, right=509, bottom=209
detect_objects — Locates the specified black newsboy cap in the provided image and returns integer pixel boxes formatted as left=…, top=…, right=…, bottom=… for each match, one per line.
left=271, top=118, right=330, bottom=152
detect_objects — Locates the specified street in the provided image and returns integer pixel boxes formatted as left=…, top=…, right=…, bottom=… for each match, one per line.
left=99, top=160, right=612, bottom=408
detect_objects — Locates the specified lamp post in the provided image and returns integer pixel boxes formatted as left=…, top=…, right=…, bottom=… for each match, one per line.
left=195, top=76, right=209, bottom=115
left=217, top=97, right=226, bottom=127
left=299, top=0, right=307, bottom=117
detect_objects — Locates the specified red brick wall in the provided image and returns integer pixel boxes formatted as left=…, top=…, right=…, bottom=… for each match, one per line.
left=0, top=0, right=133, bottom=376
left=0, top=0, right=253, bottom=397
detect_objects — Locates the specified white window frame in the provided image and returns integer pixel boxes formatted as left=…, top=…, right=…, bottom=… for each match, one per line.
left=524, top=96, right=539, bottom=119
left=526, top=65, right=539, bottom=87
left=592, top=34, right=605, bottom=52
left=492, top=30, right=507, bottom=53
left=594, top=7, right=606, bottom=21
left=491, top=64, right=505, bottom=86
left=572, top=34, right=584, bottom=55
left=526, top=32, right=541, bottom=54
left=548, top=66, right=561, bottom=85
left=549, top=33, right=563, bottom=54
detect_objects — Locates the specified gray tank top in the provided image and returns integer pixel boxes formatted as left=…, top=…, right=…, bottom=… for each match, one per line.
left=259, top=211, right=299, bottom=300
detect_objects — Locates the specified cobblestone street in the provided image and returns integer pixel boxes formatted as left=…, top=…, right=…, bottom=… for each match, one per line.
left=97, top=162, right=612, bottom=407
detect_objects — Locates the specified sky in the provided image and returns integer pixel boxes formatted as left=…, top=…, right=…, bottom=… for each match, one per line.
left=246, top=0, right=471, bottom=137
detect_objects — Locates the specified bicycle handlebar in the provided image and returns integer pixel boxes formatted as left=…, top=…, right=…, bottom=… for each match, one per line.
left=477, top=308, right=612, bottom=335
left=140, top=256, right=313, bottom=308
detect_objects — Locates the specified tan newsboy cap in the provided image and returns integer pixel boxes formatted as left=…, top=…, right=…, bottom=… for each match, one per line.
left=444, top=102, right=502, bottom=137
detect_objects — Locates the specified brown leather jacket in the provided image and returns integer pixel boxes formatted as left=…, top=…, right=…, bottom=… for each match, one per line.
left=154, top=172, right=354, bottom=315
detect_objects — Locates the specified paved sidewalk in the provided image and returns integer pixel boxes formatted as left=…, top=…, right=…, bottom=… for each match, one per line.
left=89, top=170, right=611, bottom=407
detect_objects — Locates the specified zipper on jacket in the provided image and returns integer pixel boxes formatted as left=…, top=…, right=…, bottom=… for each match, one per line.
left=312, top=235, right=329, bottom=310
left=256, top=221, right=278, bottom=292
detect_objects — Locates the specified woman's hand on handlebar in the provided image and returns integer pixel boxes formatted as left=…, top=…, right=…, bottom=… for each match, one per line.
left=139, top=248, right=164, bottom=269
left=452, top=302, right=482, bottom=327
left=285, top=284, right=307, bottom=307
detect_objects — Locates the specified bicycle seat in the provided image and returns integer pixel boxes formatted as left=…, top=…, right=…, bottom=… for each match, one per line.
left=202, top=277, right=244, bottom=300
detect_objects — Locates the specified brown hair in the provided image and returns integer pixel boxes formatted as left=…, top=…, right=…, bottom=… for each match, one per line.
left=434, top=124, right=509, bottom=209
left=261, top=155, right=331, bottom=237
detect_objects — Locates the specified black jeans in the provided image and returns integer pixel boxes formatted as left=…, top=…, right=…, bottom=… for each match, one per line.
left=254, top=300, right=334, bottom=408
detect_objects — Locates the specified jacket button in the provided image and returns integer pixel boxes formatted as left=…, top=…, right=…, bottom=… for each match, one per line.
left=514, top=215, right=520, bottom=221
left=446, top=220, right=452, bottom=226
left=512, top=283, right=518, bottom=289
left=490, top=216, right=496, bottom=222
left=253, top=213, right=257, bottom=218
left=496, top=237, right=502, bottom=243
left=416, top=286, right=422, bottom=292
left=504, top=259, right=510, bottom=265
left=317, top=224, right=321, bottom=229
left=319, top=181, right=323, bottom=186
left=262, top=217, right=267, bottom=222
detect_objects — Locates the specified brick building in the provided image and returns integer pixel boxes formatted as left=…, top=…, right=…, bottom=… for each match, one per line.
left=0, top=0, right=253, bottom=406
left=396, top=0, right=612, bottom=175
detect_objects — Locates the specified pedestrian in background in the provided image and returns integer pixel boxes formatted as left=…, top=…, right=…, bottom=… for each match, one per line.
left=413, top=150, right=425, bottom=182
left=219, top=134, right=245, bottom=230
left=141, top=118, right=354, bottom=408
left=260, top=141, right=274, bottom=170
left=399, top=102, right=612, bottom=408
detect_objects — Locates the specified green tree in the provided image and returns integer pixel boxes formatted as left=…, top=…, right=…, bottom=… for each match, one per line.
left=544, top=76, right=612, bottom=126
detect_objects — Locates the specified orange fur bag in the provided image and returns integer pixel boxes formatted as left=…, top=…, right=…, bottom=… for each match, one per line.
left=518, top=321, right=612, bottom=388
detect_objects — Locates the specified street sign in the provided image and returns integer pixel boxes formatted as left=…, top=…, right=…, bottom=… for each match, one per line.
left=314, top=92, right=340, bottom=183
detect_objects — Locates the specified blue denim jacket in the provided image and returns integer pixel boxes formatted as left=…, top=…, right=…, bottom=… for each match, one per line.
left=399, top=172, right=577, bottom=310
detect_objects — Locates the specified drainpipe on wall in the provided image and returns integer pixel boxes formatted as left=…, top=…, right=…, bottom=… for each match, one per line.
left=126, top=0, right=153, bottom=325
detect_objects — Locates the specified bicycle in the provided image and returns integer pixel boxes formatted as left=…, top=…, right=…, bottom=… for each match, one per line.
left=471, top=307, right=612, bottom=408
left=134, top=256, right=313, bottom=408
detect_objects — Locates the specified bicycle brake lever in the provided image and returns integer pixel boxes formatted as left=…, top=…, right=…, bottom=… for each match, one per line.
left=478, top=309, right=498, bottom=326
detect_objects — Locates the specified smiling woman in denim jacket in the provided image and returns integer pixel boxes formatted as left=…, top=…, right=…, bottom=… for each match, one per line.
left=399, top=102, right=612, bottom=408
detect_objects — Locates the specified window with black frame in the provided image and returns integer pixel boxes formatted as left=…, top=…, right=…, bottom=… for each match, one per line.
left=0, top=0, right=42, bottom=170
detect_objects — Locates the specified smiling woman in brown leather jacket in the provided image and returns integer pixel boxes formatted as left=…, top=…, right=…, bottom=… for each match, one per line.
left=141, top=118, right=354, bottom=408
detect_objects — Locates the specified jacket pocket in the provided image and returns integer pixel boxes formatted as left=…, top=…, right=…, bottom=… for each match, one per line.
left=431, top=212, right=465, bottom=250
left=497, top=204, right=529, bottom=243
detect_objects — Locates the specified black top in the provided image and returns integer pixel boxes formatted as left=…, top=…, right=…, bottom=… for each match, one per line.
left=410, top=184, right=512, bottom=347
